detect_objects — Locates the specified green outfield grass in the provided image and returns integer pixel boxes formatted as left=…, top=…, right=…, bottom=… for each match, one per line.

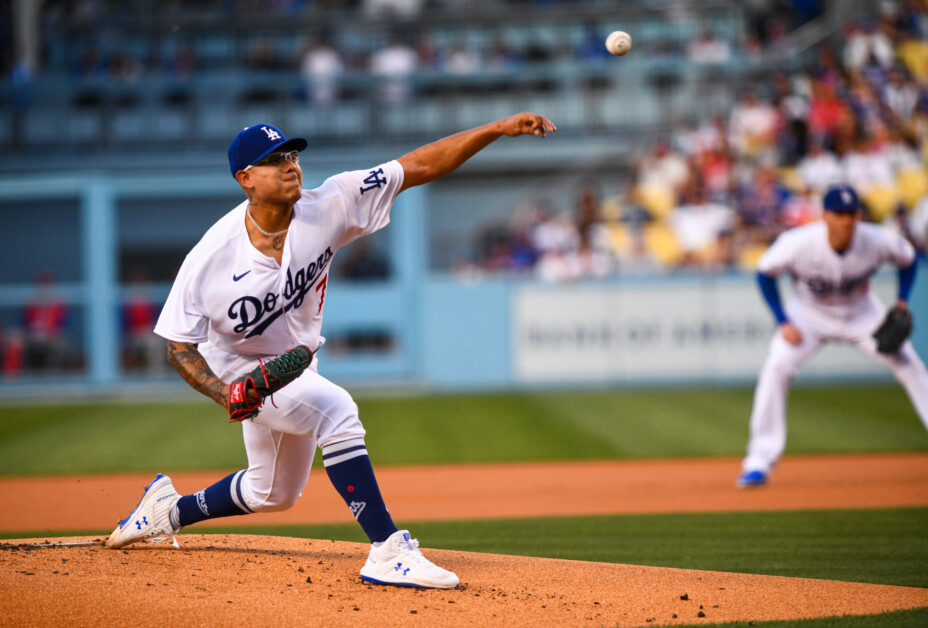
left=0, top=384, right=925, bottom=475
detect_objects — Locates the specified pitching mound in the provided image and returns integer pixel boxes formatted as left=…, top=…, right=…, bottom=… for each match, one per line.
left=2, top=535, right=926, bottom=627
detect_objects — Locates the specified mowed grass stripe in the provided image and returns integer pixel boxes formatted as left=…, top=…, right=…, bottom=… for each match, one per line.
left=0, top=384, right=925, bottom=475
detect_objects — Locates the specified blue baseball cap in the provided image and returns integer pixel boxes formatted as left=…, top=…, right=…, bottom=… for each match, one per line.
left=228, top=124, right=308, bottom=177
left=822, top=183, right=860, bottom=213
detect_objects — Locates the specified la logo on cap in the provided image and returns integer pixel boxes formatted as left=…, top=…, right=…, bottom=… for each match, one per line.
left=261, top=126, right=281, bottom=141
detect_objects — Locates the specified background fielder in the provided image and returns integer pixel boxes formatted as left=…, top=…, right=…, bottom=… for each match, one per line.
left=104, top=113, right=556, bottom=589
left=739, top=183, right=928, bottom=488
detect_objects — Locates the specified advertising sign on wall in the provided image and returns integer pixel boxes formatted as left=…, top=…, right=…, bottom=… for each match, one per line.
left=513, top=279, right=898, bottom=384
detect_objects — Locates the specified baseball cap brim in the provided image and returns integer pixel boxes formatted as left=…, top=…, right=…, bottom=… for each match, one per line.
left=240, top=137, right=308, bottom=172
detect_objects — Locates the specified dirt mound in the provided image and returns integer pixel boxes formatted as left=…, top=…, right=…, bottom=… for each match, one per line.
left=2, top=535, right=926, bottom=627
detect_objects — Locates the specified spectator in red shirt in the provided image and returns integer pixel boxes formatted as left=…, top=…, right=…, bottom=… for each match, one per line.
left=22, top=270, right=72, bottom=372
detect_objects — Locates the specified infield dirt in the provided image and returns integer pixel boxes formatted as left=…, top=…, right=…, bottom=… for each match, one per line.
left=1, top=452, right=927, bottom=626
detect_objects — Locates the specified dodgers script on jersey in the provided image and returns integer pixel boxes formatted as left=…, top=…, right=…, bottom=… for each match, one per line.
left=154, top=160, right=403, bottom=379
left=757, top=221, right=915, bottom=313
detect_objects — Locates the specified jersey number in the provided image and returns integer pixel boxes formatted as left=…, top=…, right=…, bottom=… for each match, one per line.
left=316, top=274, right=328, bottom=315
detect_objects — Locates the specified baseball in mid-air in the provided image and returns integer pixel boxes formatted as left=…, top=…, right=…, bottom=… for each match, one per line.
left=605, top=30, right=632, bottom=56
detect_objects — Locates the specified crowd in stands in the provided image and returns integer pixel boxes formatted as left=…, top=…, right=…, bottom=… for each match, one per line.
left=2, top=1, right=812, bottom=97
left=0, top=268, right=172, bottom=377
left=456, top=6, right=928, bottom=281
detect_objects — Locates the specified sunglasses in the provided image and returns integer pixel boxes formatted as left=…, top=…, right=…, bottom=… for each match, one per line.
left=244, top=150, right=300, bottom=170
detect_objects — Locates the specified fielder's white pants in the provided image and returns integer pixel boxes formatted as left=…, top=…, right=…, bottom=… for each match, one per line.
left=742, top=295, right=928, bottom=473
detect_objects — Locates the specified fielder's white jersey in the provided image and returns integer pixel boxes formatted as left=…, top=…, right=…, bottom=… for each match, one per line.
left=757, top=220, right=915, bottom=314
left=155, top=160, right=403, bottom=377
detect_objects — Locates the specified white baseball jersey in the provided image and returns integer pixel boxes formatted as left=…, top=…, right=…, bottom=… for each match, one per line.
left=743, top=220, right=928, bottom=476
left=155, top=160, right=403, bottom=378
left=757, top=221, right=915, bottom=314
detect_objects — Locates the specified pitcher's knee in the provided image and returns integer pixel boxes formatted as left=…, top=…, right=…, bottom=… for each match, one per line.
left=239, top=474, right=304, bottom=513
left=249, top=488, right=302, bottom=513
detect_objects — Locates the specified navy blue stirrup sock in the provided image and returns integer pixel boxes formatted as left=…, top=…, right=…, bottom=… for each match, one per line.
left=175, top=470, right=253, bottom=528
left=322, top=439, right=397, bottom=543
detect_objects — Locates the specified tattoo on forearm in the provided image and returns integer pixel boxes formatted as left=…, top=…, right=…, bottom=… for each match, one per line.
left=166, top=341, right=228, bottom=408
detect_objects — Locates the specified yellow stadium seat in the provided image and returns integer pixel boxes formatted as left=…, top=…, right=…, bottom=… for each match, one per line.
left=604, top=224, right=630, bottom=257
left=643, top=223, right=682, bottom=267
left=778, top=167, right=804, bottom=193
left=638, top=185, right=676, bottom=220
left=859, top=185, right=900, bottom=222
left=897, top=169, right=928, bottom=210
left=738, top=243, right=769, bottom=270
left=896, top=40, right=928, bottom=81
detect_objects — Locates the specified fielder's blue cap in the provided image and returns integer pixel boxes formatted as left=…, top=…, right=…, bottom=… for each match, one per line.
left=822, top=183, right=860, bottom=213
left=228, top=124, right=308, bottom=177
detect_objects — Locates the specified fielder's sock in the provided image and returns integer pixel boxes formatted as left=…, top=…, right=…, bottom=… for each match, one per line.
left=322, top=439, right=397, bottom=543
left=173, top=470, right=253, bottom=528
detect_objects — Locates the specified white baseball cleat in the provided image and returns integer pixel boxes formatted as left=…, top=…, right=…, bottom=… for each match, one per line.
left=359, top=530, right=459, bottom=589
left=105, top=473, right=181, bottom=549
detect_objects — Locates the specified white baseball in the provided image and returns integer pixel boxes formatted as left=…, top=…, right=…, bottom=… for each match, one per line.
left=605, top=30, right=632, bottom=56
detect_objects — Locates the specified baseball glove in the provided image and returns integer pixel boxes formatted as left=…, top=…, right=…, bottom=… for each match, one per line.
left=228, top=345, right=314, bottom=422
left=872, top=305, right=913, bottom=355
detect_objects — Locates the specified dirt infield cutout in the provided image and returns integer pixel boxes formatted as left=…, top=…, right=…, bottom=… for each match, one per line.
left=2, top=534, right=927, bottom=627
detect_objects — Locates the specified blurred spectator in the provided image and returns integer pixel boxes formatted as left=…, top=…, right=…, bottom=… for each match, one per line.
left=363, top=0, right=425, bottom=18
left=686, top=28, right=732, bottom=65
left=300, top=34, right=345, bottom=104
left=0, top=313, right=24, bottom=376
left=21, top=270, right=73, bottom=372
left=728, top=91, right=780, bottom=161
left=780, top=185, right=821, bottom=228
left=336, top=240, right=391, bottom=280
left=576, top=24, right=614, bottom=64
left=668, top=182, right=735, bottom=264
left=841, top=132, right=895, bottom=193
left=883, top=65, right=921, bottom=120
left=248, top=38, right=280, bottom=70
left=486, top=36, right=523, bottom=72
left=574, top=183, right=611, bottom=254
left=121, top=276, right=167, bottom=373
left=797, top=136, right=843, bottom=192
left=736, top=163, right=789, bottom=243
left=806, top=78, right=852, bottom=146
left=370, top=33, right=419, bottom=102
left=844, top=19, right=896, bottom=71
left=444, top=40, right=481, bottom=77
left=773, top=73, right=810, bottom=165
left=846, top=74, right=887, bottom=135
left=530, top=202, right=579, bottom=259
left=637, top=137, right=690, bottom=198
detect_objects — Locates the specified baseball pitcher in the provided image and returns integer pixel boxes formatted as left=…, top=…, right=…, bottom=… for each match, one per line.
left=105, top=113, right=556, bottom=588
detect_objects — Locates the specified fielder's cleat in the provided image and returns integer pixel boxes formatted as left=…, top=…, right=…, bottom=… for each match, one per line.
left=737, top=470, right=768, bottom=489
left=105, top=474, right=181, bottom=549
left=359, top=530, right=459, bottom=589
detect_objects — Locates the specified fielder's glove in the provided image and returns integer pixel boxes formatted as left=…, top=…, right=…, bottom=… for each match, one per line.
left=872, top=305, right=913, bottom=355
left=228, top=345, right=314, bottom=422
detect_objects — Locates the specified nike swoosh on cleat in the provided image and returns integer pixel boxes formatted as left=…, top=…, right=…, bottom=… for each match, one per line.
left=233, top=271, right=252, bottom=281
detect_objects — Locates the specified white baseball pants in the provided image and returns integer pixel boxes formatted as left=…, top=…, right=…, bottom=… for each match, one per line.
left=742, top=295, right=928, bottom=473
left=235, top=364, right=367, bottom=513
